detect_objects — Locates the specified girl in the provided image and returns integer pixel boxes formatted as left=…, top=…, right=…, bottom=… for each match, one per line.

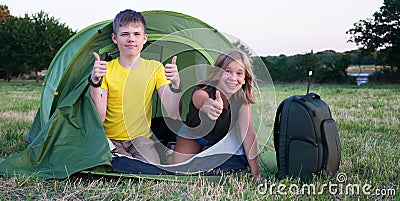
left=169, top=48, right=263, bottom=181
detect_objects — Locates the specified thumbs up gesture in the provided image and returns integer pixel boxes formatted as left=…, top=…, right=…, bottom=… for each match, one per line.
left=91, top=52, right=107, bottom=84
left=202, top=90, right=224, bottom=120
left=165, top=56, right=180, bottom=88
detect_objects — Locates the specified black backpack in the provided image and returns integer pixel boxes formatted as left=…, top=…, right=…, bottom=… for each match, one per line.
left=273, top=73, right=341, bottom=181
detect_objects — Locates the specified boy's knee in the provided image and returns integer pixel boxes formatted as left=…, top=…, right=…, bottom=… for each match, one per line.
left=132, top=137, right=160, bottom=164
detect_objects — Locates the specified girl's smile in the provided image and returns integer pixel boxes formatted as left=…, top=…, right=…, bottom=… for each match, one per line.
left=217, top=60, right=246, bottom=98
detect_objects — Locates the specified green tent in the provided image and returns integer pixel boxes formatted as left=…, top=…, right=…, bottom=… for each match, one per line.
left=0, top=10, right=277, bottom=179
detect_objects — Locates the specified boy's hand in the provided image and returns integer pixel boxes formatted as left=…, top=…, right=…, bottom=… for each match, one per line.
left=201, top=90, right=224, bottom=120
left=165, top=56, right=180, bottom=88
left=91, top=52, right=107, bottom=84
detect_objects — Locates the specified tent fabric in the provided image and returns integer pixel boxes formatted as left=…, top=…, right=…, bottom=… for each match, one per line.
left=38, top=21, right=111, bottom=130
left=0, top=10, right=277, bottom=179
left=111, top=154, right=249, bottom=176
left=0, top=79, right=112, bottom=179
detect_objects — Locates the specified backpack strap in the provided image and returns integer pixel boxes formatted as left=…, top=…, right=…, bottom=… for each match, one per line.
left=273, top=96, right=296, bottom=147
left=273, top=99, right=285, bottom=149
left=274, top=96, right=296, bottom=178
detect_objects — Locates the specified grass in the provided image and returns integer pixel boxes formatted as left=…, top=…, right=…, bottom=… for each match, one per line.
left=0, top=81, right=399, bottom=200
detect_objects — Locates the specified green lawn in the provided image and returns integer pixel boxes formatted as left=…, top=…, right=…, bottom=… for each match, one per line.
left=0, top=81, right=399, bottom=200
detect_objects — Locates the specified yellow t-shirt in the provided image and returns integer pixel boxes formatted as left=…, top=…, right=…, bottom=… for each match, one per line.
left=101, top=58, right=170, bottom=140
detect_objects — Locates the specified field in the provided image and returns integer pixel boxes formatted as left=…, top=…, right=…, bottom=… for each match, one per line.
left=0, top=81, right=399, bottom=200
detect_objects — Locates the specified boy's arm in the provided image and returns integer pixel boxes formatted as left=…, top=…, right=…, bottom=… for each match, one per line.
left=158, top=85, right=181, bottom=119
left=158, top=56, right=182, bottom=120
left=90, top=87, right=107, bottom=122
left=89, top=52, right=108, bottom=122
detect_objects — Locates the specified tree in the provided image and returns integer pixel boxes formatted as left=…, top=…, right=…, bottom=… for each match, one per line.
left=0, top=9, right=75, bottom=82
left=272, top=55, right=292, bottom=82
left=12, top=11, right=75, bottom=82
left=0, top=5, right=18, bottom=81
left=291, top=52, right=320, bottom=83
left=335, top=54, right=352, bottom=78
left=347, top=0, right=400, bottom=83
left=0, top=5, right=11, bottom=24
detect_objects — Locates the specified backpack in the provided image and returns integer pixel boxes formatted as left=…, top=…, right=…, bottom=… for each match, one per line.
left=273, top=73, right=341, bottom=181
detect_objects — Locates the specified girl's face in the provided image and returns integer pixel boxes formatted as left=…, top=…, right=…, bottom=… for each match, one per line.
left=217, top=60, right=246, bottom=97
left=111, top=23, right=147, bottom=58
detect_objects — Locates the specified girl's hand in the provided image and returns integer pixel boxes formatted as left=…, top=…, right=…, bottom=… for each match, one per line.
left=201, top=90, right=223, bottom=120
left=252, top=174, right=265, bottom=183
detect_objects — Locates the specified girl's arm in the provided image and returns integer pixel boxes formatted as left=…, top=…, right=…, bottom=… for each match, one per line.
left=192, top=89, right=223, bottom=120
left=238, top=103, right=264, bottom=181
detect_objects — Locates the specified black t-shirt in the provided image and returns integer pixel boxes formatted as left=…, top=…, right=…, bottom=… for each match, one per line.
left=185, top=86, right=240, bottom=141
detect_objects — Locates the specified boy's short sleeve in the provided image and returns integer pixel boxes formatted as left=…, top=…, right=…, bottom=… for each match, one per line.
left=100, top=61, right=112, bottom=91
left=100, top=76, right=108, bottom=91
left=154, top=62, right=171, bottom=89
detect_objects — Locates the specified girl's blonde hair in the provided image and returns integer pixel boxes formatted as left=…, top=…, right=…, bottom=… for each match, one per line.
left=198, top=48, right=256, bottom=104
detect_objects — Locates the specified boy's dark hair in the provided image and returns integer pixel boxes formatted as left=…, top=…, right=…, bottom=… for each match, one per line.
left=113, top=9, right=146, bottom=34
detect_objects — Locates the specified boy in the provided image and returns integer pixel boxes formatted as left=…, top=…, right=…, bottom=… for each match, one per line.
left=89, top=9, right=182, bottom=164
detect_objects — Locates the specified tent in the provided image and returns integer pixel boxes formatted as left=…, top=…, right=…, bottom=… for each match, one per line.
left=0, top=10, right=277, bottom=179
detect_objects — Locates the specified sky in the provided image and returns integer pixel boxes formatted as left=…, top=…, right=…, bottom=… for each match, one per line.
left=2, top=0, right=384, bottom=56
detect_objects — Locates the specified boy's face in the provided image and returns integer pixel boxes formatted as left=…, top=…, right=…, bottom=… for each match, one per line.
left=112, top=22, right=147, bottom=58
